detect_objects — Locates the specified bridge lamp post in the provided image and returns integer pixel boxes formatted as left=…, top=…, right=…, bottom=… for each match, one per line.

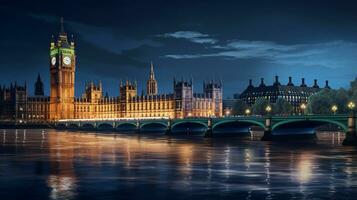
left=225, top=109, right=231, bottom=117
left=245, top=108, right=251, bottom=116
left=331, top=105, right=338, bottom=115
left=348, top=101, right=355, bottom=115
left=300, top=103, right=306, bottom=115
left=265, top=105, right=272, bottom=116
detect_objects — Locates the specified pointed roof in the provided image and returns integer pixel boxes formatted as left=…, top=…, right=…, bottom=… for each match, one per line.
left=36, top=73, right=42, bottom=82
left=149, top=61, right=155, bottom=80
left=58, top=17, right=70, bottom=48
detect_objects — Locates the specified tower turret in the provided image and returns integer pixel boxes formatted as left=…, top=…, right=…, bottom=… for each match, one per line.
left=120, top=80, right=137, bottom=100
left=287, top=76, right=294, bottom=86
left=273, top=75, right=281, bottom=86
left=313, top=79, right=319, bottom=88
left=300, top=78, right=307, bottom=87
left=259, top=78, right=266, bottom=87
left=247, top=79, right=254, bottom=89
left=325, top=80, right=331, bottom=89
left=84, top=81, right=102, bottom=102
left=204, top=80, right=223, bottom=117
left=174, top=79, right=193, bottom=118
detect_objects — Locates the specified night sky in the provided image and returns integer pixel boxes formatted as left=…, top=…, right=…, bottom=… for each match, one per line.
left=1, top=0, right=357, bottom=97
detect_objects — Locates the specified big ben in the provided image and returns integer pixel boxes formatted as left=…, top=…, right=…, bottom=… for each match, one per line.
left=49, top=18, right=76, bottom=120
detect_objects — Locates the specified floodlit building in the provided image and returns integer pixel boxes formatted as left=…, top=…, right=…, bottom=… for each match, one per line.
left=0, top=19, right=222, bottom=123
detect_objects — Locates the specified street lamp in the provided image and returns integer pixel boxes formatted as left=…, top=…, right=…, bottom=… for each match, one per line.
left=348, top=101, right=355, bottom=110
left=245, top=108, right=251, bottom=116
left=348, top=101, right=355, bottom=116
left=300, top=103, right=306, bottom=115
left=225, top=110, right=231, bottom=116
left=331, top=105, right=338, bottom=115
left=265, top=105, right=272, bottom=115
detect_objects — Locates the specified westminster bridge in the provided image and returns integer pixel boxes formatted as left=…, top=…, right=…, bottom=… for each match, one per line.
left=54, top=114, right=357, bottom=145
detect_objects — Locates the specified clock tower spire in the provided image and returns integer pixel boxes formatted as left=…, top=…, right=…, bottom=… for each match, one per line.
left=49, top=17, right=76, bottom=120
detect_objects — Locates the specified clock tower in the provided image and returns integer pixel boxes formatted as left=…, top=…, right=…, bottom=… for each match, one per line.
left=49, top=17, right=76, bottom=120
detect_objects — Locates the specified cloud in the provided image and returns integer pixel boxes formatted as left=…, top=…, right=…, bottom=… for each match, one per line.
left=165, top=54, right=210, bottom=59
left=159, top=31, right=217, bottom=44
left=29, top=14, right=161, bottom=55
left=164, top=39, right=357, bottom=69
left=67, top=21, right=162, bottom=54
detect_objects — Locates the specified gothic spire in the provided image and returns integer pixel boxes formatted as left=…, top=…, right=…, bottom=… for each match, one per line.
left=35, top=73, right=44, bottom=96
left=37, top=73, right=41, bottom=82
left=147, top=61, right=158, bottom=95
left=58, top=16, right=69, bottom=47
left=150, top=61, right=155, bottom=80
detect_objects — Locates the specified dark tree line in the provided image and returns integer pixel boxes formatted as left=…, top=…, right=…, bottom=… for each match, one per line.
left=306, top=78, right=357, bottom=114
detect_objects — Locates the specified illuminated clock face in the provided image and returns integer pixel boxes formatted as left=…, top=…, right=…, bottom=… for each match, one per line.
left=51, top=57, right=56, bottom=65
left=63, top=56, right=71, bottom=65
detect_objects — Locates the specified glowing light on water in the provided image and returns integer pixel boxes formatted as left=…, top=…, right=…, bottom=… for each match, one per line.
left=48, top=175, right=77, bottom=200
left=297, top=155, right=313, bottom=184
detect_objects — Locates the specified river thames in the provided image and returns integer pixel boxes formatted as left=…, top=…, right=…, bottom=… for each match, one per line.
left=1, top=129, right=357, bottom=200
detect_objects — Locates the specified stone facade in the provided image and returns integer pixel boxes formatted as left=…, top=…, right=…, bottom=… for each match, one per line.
left=0, top=20, right=222, bottom=123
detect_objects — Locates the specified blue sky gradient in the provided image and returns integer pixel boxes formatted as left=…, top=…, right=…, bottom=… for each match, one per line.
left=0, top=0, right=357, bottom=97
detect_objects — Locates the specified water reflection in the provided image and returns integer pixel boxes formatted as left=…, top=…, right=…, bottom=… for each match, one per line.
left=47, top=175, right=77, bottom=200
left=0, top=130, right=357, bottom=200
left=47, top=131, right=77, bottom=200
left=296, top=154, right=313, bottom=184
left=264, top=146, right=271, bottom=200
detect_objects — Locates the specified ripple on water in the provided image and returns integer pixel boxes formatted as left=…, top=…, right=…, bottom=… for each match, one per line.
left=0, top=129, right=357, bottom=199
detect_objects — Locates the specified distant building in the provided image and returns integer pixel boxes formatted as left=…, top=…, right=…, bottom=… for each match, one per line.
left=223, top=98, right=235, bottom=115
left=0, top=18, right=223, bottom=123
left=0, top=83, right=28, bottom=122
left=239, top=76, right=330, bottom=113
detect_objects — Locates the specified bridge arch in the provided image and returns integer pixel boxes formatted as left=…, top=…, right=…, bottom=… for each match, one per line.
left=97, top=123, right=114, bottom=130
left=212, top=119, right=265, bottom=130
left=170, top=121, right=208, bottom=135
left=56, top=123, right=67, bottom=129
left=171, top=121, right=208, bottom=129
left=272, top=119, right=348, bottom=132
left=140, top=122, right=168, bottom=129
left=116, top=122, right=138, bottom=131
left=82, top=123, right=95, bottom=129
left=67, top=123, right=79, bottom=129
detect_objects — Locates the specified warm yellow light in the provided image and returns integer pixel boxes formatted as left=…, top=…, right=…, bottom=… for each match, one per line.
left=225, top=110, right=231, bottom=116
left=265, top=105, right=272, bottom=113
left=331, top=105, right=338, bottom=113
left=245, top=108, right=251, bottom=115
left=348, top=101, right=355, bottom=110
left=297, top=155, right=313, bottom=183
left=300, top=103, right=306, bottom=110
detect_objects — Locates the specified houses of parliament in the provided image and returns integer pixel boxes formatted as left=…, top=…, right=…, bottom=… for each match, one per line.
left=0, top=20, right=223, bottom=123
